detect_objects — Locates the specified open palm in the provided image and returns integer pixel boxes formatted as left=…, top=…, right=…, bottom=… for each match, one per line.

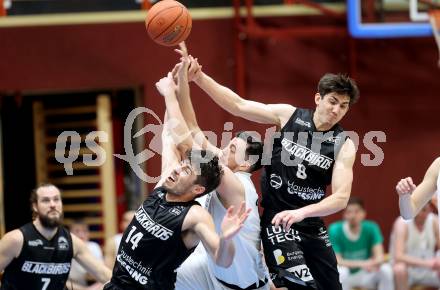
left=221, top=202, right=251, bottom=240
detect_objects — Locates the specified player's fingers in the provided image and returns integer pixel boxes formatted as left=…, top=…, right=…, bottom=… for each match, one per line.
left=239, top=212, right=250, bottom=225
left=178, top=42, right=187, bottom=53
left=237, top=201, right=246, bottom=216
left=285, top=218, right=295, bottom=232
left=174, top=49, right=184, bottom=56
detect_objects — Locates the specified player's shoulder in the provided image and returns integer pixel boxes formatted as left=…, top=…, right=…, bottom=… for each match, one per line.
left=2, top=229, right=24, bottom=244
left=268, top=104, right=296, bottom=128
left=0, top=229, right=24, bottom=256
left=432, top=157, right=440, bottom=169
left=183, top=204, right=210, bottom=228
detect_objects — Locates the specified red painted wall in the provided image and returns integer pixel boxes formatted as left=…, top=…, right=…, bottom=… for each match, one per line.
left=1, top=16, right=439, bottom=246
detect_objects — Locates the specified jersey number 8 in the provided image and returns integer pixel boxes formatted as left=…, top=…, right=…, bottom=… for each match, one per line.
left=296, top=164, right=307, bottom=179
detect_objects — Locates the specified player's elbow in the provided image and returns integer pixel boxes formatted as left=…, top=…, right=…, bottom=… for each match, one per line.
left=336, top=195, right=350, bottom=211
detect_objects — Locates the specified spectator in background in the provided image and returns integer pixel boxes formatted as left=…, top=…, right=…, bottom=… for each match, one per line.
left=0, top=184, right=111, bottom=290
left=67, top=219, right=104, bottom=290
left=391, top=203, right=440, bottom=290
left=329, top=196, right=393, bottom=290
left=103, top=210, right=135, bottom=268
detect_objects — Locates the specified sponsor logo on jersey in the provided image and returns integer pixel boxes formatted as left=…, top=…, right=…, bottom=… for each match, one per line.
left=286, top=264, right=314, bottom=282
left=169, top=207, right=183, bottom=216
left=117, top=250, right=151, bottom=285
left=287, top=181, right=325, bottom=201
left=266, top=225, right=301, bottom=245
left=135, top=208, right=173, bottom=241
left=21, top=261, right=70, bottom=275
left=270, top=174, right=282, bottom=189
left=58, top=236, right=69, bottom=250
left=312, top=133, right=342, bottom=145
left=28, top=239, right=43, bottom=247
left=273, top=249, right=285, bottom=265
left=281, top=138, right=333, bottom=170
left=294, top=118, right=311, bottom=128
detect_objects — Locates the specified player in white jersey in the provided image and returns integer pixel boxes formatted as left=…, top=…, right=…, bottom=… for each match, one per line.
left=173, top=43, right=270, bottom=290
left=396, top=157, right=440, bottom=219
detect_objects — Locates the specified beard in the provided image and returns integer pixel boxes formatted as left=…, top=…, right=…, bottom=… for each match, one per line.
left=38, top=211, right=63, bottom=229
left=162, top=184, right=178, bottom=195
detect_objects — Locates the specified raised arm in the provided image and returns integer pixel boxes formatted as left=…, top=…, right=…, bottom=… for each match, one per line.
left=183, top=202, right=250, bottom=268
left=272, top=138, right=356, bottom=231
left=397, top=157, right=440, bottom=219
left=0, top=230, right=23, bottom=272
left=72, top=234, right=111, bottom=284
left=173, top=44, right=221, bottom=155
left=173, top=45, right=245, bottom=207
left=156, top=73, right=194, bottom=159
left=189, top=58, right=295, bottom=127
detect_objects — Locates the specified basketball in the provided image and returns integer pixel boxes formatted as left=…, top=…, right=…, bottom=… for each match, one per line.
left=145, top=0, right=192, bottom=47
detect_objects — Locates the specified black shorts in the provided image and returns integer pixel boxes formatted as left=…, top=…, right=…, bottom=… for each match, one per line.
left=261, top=215, right=341, bottom=290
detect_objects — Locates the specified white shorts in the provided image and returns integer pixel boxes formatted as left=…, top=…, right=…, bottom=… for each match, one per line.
left=175, top=245, right=269, bottom=290
left=408, top=267, right=440, bottom=287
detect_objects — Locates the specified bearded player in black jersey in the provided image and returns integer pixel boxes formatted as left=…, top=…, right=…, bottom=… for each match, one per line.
left=186, top=58, right=359, bottom=290
left=0, top=184, right=111, bottom=290
left=104, top=72, right=251, bottom=290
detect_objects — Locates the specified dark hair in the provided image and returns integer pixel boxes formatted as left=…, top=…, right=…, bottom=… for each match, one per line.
left=187, top=149, right=223, bottom=196
left=347, top=196, right=364, bottom=209
left=29, top=183, right=60, bottom=218
left=318, top=73, right=360, bottom=105
left=236, top=131, right=264, bottom=172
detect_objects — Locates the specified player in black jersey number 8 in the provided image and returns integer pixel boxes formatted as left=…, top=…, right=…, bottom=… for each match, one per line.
left=186, top=57, right=359, bottom=290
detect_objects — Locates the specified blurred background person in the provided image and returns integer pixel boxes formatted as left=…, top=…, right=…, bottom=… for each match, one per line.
left=391, top=203, right=440, bottom=290
left=103, top=210, right=135, bottom=268
left=329, top=196, right=393, bottom=290
left=67, top=219, right=104, bottom=290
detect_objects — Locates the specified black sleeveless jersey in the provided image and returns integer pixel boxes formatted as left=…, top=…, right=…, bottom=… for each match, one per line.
left=261, top=108, right=346, bottom=227
left=109, top=187, right=199, bottom=290
left=1, top=223, right=73, bottom=290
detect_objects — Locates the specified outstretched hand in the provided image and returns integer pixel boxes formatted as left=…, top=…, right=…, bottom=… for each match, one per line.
left=187, top=56, right=202, bottom=82
left=155, top=72, right=178, bottom=97
left=174, top=42, right=202, bottom=82
left=221, top=201, right=251, bottom=240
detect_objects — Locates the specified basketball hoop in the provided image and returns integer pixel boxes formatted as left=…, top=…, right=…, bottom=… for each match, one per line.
left=429, top=9, right=440, bottom=67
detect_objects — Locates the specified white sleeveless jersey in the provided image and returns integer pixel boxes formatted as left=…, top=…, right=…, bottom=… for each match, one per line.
left=406, top=213, right=437, bottom=259
left=197, top=171, right=268, bottom=287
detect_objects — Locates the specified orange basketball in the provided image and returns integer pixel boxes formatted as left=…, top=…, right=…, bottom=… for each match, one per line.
left=145, top=0, right=192, bottom=47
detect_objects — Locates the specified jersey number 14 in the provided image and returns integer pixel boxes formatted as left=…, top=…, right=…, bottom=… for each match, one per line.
left=125, top=226, right=144, bottom=250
